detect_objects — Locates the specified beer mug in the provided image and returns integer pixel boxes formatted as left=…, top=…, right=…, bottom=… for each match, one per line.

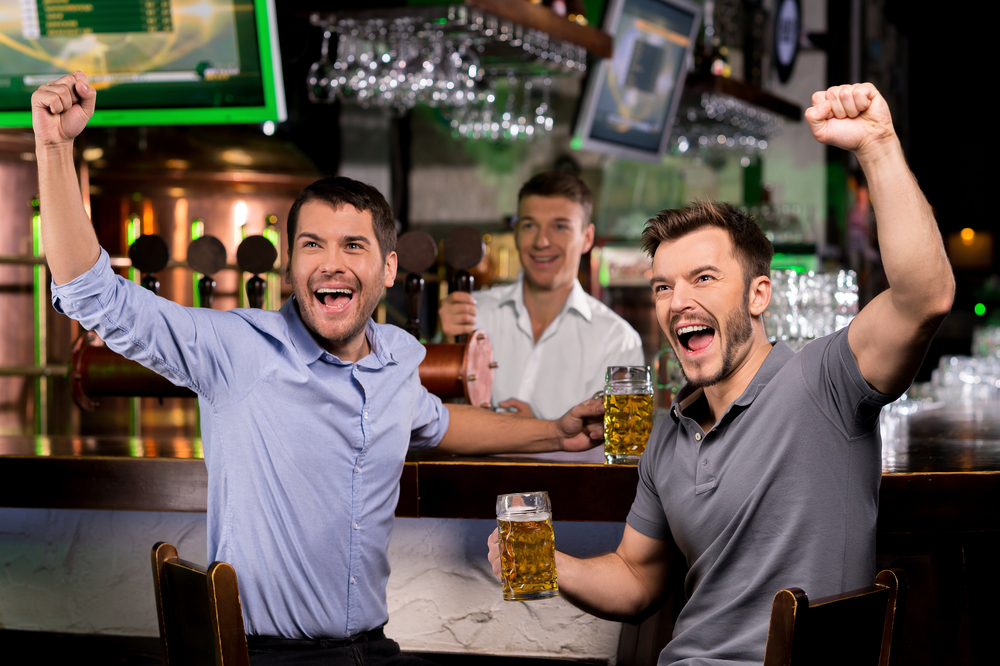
left=600, top=365, right=654, bottom=464
left=496, top=491, right=558, bottom=601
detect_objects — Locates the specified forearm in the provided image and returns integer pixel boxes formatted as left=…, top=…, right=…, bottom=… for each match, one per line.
left=555, top=550, right=662, bottom=621
left=36, top=143, right=101, bottom=285
left=857, top=140, right=954, bottom=318
left=437, top=403, right=561, bottom=454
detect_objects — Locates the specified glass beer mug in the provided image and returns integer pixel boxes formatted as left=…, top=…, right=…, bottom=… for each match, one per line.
left=496, top=491, right=558, bottom=601
left=601, top=365, right=654, bottom=464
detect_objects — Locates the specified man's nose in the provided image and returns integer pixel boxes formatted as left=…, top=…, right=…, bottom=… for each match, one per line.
left=319, top=248, right=346, bottom=275
left=532, top=228, right=550, bottom=248
left=670, top=282, right=696, bottom=313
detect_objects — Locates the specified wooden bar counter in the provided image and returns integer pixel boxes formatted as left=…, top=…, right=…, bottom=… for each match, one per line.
left=0, top=403, right=996, bottom=665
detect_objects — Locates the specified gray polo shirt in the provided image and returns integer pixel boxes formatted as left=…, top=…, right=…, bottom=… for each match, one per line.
left=627, top=326, right=898, bottom=665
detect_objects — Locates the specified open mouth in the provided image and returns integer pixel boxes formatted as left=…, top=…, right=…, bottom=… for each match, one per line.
left=677, top=324, right=715, bottom=353
left=529, top=254, right=559, bottom=265
left=315, top=287, right=354, bottom=310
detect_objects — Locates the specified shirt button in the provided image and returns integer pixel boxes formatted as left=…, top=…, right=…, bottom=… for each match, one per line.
left=363, top=411, right=370, bottom=419
left=355, top=465, right=361, bottom=473
left=353, top=522, right=360, bottom=530
left=702, top=460, right=708, bottom=466
left=695, top=433, right=702, bottom=441
left=350, top=576, right=356, bottom=584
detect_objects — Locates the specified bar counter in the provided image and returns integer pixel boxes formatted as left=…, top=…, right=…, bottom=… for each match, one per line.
left=1, top=403, right=998, bottom=531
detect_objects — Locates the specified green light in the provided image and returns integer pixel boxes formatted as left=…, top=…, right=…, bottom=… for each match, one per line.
left=126, top=213, right=141, bottom=246
left=975, top=303, right=986, bottom=316
left=190, top=218, right=205, bottom=240
left=570, top=136, right=583, bottom=151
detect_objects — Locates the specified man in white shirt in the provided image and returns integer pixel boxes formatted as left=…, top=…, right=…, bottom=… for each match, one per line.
left=439, top=171, right=644, bottom=429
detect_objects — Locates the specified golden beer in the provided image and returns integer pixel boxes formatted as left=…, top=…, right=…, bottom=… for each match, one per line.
left=604, top=393, right=654, bottom=463
left=497, top=512, right=558, bottom=601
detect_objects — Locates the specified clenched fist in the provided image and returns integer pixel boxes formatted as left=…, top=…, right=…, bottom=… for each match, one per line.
left=31, top=70, right=97, bottom=147
left=805, top=82, right=895, bottom=157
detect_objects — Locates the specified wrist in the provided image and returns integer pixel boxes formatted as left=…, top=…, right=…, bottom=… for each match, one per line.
left=35, top=140, right=75, bottom=159
left=855, top=134, right=903, bottom=170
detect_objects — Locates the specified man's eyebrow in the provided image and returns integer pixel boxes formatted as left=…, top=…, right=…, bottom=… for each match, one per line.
left=342, top=235, right=372, bottom=245
left=686, top=264, right=721, bottom=278
left=296, top=232, right=324, bottom=243
left=648, top=265, right=722, bottom=287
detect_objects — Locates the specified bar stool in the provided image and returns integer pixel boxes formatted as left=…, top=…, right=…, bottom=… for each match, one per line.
left=151, top=542, right=250, bottom=666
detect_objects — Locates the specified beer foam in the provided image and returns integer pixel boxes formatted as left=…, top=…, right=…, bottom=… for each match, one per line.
left=498, top=511, right=552, bottom=522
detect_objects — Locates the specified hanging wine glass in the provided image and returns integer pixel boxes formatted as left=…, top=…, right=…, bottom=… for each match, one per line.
left=307, top=29, right=337, bottom=103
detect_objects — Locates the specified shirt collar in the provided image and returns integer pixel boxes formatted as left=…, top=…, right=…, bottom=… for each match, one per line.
left=500, top=271, right=593, bottom=322
left=669, top=341, right=794, bottom=422
left=281, top=296, right=396, bottom=369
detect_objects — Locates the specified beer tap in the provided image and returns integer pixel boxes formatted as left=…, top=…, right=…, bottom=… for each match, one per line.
left=395, top=230, right=438, bottom=340
left=186, top=235, right=227, bottom=308
left=127, top=234, right=170, bottom=294
left=236, top=235, right=278, bottom=309
left=442, top=227, right=486, bottom=344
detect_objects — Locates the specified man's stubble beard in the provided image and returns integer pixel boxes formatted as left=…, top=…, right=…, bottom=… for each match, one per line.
left=294, top=275, right=384, bottom=351
left=681, top=290, right=754, bottom=390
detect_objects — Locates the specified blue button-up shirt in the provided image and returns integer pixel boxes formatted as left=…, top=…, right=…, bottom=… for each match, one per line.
left=52, top=250, right=449, bottom=638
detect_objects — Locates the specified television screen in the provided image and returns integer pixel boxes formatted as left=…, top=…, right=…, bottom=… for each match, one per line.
left=574, top=0, right=701, bottom=162
left=0, top=0, right=285, bottom=127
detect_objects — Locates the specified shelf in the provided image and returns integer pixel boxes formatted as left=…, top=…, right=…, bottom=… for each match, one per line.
left=683, top=74, right=802, bottom=121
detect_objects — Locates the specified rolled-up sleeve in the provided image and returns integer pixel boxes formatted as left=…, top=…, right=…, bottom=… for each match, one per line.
left=51, top=248, right=263, bottom=404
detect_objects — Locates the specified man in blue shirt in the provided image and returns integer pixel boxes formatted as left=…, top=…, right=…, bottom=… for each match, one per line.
left=32, top=72, right=604, bottom=666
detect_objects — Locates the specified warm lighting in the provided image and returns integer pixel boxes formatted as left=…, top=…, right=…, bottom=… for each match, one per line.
left=165, top=159, right=190, bottom=170
left=168, top=187, right=186, bottom=198
left=234, top=200, right=247, bottom=246
left=222, top=149, right=253, bottom=166
left=174, top=199, right=189, bottom=258
left=947, top=230, right=993, bottom=269
left=82, top=147, right=103, bottom=161
left=142, top=198, right=154, bottom=235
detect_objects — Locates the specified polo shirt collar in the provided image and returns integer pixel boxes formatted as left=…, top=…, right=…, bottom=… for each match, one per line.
left=670, top=341, right=794, bottom=423
left=501, top=271, right=593, bottom=322
left=281, top=296, right=396, bottom=368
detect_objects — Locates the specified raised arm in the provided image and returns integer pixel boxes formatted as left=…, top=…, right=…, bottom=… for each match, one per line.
left=488, top=524, right=672, bottom=621
left=31, top=71, right=101, bottom=285
left=437, top=398, right=603, bottom=455
left=806, top=83, right=954, bottom=394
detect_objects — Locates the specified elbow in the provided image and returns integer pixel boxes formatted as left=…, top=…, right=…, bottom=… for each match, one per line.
left=929, top=271, right=956, bottom=323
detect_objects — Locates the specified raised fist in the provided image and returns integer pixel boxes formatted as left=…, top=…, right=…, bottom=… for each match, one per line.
left=31, top=70, right=97, bottom=147
left=805, top=83, right=895, bottom=156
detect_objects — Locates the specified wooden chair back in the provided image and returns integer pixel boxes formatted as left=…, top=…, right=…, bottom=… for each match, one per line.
left=151, top=542, right=250, bottom=666
left=763, top=568, right=907, bottom=666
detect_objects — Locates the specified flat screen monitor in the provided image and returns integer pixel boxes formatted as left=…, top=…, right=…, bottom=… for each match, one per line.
left=0, top=0, right=285, bottom=127
left=574, top=0, right=701, bottom=162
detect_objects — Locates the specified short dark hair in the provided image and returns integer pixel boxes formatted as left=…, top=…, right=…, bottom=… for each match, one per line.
left=517, top=171, right=593, bottom=223
left=641, top=200, right=773, bottom=288
left=286, top=176, right=396, bottom=260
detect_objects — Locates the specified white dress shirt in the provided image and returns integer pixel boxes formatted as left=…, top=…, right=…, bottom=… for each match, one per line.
left=474, top=273, right=645, bottom=461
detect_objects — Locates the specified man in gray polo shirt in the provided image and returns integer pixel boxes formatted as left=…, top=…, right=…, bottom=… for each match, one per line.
left=489, top=82, right=954, bottom=664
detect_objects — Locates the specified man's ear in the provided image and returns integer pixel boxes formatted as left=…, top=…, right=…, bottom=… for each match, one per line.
left=581, top=223, right=595, bottom=254
left=748, top=275, right=771, bottom=317
left=284, top=251, right=292, bottom=285
left=383, top=251, right=398, bottom=289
